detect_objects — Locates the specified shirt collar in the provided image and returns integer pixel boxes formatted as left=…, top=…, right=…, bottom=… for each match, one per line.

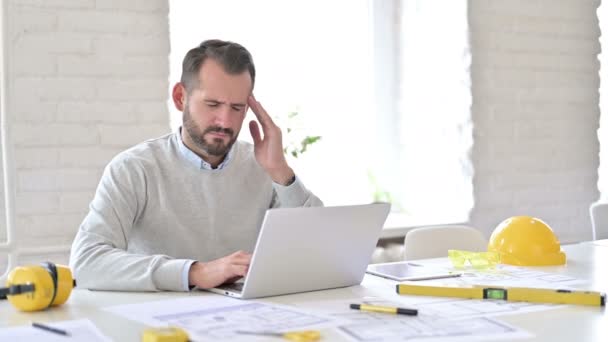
left=177, top=127, right=234, bottom=170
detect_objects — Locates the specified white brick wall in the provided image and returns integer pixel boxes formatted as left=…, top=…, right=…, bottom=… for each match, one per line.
left=1, top=0, right=603, bottom=270
left=598, top=5, right=608, bottom=201
left=469, top=0, right=601, bottom=243
left=4, top=0, right=170, bottom=264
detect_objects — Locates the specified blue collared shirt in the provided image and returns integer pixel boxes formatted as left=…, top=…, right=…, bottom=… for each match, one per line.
left=176, top=127, right=235, bottom=171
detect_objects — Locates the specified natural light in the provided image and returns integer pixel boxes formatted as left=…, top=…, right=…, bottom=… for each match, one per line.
left=169, top=0, right=473, bottom=226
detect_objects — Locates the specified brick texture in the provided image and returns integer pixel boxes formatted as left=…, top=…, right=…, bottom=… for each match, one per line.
left=469, top=0, right=601, bottom=243
left=3, top=0, right=170, bottom=261
left=1, top=0, right=603, bottom=271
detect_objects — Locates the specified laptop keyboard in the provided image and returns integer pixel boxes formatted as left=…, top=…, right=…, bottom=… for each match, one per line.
left=217, top=282, right=244, bottom=293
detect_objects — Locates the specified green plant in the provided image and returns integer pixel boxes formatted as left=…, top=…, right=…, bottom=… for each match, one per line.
left=367, top=170, right=405, bottom=212
left=281, top=110, right=321, bottom=158
left=367, top=171, right=393, bottom=203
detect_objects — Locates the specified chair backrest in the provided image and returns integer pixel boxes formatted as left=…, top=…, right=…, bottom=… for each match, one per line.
left=403, top=225, right=487, bottom=260
left=590, top=202, right=608, bottom=240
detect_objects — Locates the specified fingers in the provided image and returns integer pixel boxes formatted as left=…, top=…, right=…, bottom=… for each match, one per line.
left=247, top=95, right=275, bottom=130
left=224, top=274, right=245, bottom=284
left=192, top=252, right=253, bottom=288
left=228, top=250, right=252, bottom=265
left=230, top=250, right=252, bottom=259
left=227, top=252, right=251, bottom=278
left=220, top=262, right=248, bottom=284
left=249, top=120, right=262, bottom=145
left=230, top=264, right=249, bottom=277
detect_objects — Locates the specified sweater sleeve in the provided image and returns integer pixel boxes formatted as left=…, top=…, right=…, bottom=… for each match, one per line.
left=69, top=156, right=194, bottom=292
left=271, top=175, right=323, bottom=208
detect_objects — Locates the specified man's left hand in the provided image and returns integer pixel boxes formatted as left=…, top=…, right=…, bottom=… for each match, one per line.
left=248, top=95, right=295, bottom=185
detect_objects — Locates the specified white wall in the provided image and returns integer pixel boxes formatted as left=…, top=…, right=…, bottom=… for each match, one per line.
left=469, top=0, right=601, bottom=242
left=2, top=0, right=170, bottom=265
left=598, top=3, right=608, bottom=202
left=0, top=0, right=604, bottom=269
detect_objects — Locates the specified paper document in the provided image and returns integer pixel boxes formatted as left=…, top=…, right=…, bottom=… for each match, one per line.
left=339, top=316, right=528, bottom=342
left=396, top=294, right=558, bottom=319
left=408, top=260, right=585, bottom=289
left=300, top=298, right=532, bottom=342
left=0, top=319, right=111, bottom=342
left=105, top=295, right=342, bottom=341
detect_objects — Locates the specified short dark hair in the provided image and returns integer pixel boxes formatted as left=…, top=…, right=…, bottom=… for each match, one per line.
left=180, top=39, right=256, bottom=92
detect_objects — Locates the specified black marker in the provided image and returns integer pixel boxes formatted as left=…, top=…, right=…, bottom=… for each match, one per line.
left=32, top=322, right=70, bottom=337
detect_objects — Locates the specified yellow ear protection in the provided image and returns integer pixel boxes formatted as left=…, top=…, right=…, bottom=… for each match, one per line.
left=0, top=262, right=76, bottom=312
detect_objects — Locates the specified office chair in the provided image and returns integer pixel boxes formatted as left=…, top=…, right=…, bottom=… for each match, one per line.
left=590, top=202, right=608, bottom=240
left=403, top=225, right=487, bottom=260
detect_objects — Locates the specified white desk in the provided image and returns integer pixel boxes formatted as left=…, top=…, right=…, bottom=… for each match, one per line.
left=591, top=239, right=608, bottom=248
left=1, top=242, right=607, bottom=341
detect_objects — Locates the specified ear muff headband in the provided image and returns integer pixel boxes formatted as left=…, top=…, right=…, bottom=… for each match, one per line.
left=40, top=262, right=59, bottom=308
left=0, top=283, right=36, bottom=298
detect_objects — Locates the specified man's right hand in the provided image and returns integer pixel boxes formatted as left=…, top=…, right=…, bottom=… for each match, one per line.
left=188, top=251, right=252, bottom=289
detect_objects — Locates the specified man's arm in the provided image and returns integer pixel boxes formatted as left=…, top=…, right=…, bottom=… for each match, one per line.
left=69, top=156, right=192, bottom=291
left=247, top=95, right=323, bottom=208
left=270, top=176, right=323, bottom=208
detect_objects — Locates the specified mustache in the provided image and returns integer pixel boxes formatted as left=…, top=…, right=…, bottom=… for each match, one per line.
left=203, top=126, right=234, bottom=137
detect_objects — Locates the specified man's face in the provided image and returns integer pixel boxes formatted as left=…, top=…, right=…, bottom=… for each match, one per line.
left=182, top=59, right=252, bottom=157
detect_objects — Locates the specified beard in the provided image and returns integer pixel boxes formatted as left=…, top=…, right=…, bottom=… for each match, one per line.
left=183, top=105, right=237, bottom=157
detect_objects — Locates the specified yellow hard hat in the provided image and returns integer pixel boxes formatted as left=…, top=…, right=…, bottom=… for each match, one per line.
left=488, top=216, right=566, bottom=266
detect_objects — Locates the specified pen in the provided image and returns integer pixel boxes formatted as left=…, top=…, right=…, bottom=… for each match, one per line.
left=32, top=322, right=70, bottom=336
left=397, top=284, right=606, bottom=307
left=350, top=303, right=418, bottom=316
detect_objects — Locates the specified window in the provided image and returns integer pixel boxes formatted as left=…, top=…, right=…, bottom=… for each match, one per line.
left=394, top=0, right=473, bottom=224
left=169, top=0, right=472, bottom=226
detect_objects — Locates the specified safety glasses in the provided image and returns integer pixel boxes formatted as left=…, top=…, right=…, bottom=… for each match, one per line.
left=448, top=250, right=500, bottom=270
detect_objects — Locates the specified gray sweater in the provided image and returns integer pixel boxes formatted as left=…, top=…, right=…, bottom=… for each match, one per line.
left=69, top=131, right=322, bottom=291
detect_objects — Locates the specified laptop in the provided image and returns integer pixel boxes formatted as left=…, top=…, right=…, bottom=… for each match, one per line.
left=207, top=203, right=391, bottom=299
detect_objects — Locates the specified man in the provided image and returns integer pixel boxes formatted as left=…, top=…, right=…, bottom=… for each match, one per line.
left=69, top=39, right=323, bottom=291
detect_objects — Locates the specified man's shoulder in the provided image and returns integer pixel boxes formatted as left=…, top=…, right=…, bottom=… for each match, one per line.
left=108, top=132, right=177, bottom=170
